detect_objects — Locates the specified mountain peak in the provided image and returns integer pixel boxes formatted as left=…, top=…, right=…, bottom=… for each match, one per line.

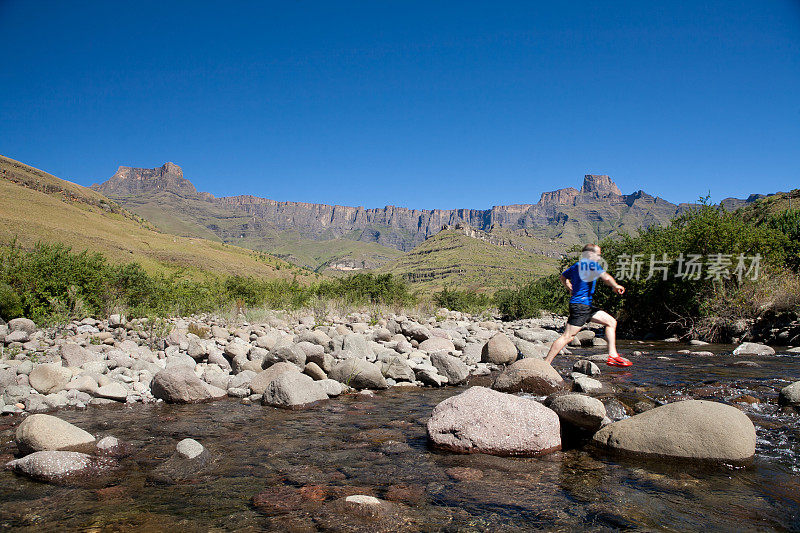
left=93, top=162, right=213, bottom=200
left=581, top=174, right=621, bottom=196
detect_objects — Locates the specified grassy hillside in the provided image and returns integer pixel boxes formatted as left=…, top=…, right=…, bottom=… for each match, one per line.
left=739, top=188, right=800, bottom=222
left=379, top=229, right=560, bottom=293
left=0, top=155, right=312, bottom=281
left=236, top=235, right=404, bottom=272
left=105, top=188, right=404, bottom=272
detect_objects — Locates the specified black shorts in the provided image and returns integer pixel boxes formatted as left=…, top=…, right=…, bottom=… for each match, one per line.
left=567, top=303, right=599, bottom=327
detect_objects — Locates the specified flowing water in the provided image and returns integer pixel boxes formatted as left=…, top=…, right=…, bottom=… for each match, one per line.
left=1, top=342, right=799, bottom=532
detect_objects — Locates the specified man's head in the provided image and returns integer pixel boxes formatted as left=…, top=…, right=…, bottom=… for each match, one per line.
left=582, top=243, right=601, bottom=256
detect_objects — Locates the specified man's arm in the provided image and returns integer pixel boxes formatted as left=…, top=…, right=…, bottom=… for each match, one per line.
left=560, top=274, right=572, bottom=293
left=600, top=272, right=625, bottom=295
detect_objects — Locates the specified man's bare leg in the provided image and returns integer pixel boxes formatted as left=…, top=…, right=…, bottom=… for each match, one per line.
left=545, top=324, right=581, bottom=364
left=589, top=310, right=617, bottom=357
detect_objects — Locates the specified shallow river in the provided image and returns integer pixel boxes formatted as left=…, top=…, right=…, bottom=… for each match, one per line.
left=1, top=342, right=799, bottom=532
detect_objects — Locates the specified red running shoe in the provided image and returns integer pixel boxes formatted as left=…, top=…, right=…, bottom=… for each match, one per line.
left=606, top=354, right=633, bottom=367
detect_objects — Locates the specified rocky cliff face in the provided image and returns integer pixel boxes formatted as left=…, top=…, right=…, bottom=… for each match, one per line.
left=92, top=162, right=214, bottom=201
left=93, top=164, right=746, bottom=252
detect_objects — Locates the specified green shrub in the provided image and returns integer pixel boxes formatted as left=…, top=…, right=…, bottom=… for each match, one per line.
left=595, top=205, right=795, bottom=337
left=0, top=240, right=417, bottom=322
left=494, top=274, right=568, bottom=320
left=434, top=287, right=491, bottom=313
left=0, top=283, right=23, bottom=321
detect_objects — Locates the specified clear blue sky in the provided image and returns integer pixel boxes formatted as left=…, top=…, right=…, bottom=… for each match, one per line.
left=1, top=1, right=798, bottom=210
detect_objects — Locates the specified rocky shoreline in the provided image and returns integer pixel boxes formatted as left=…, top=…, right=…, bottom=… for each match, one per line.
left=1, top=310, right=798, bottom=414
left=2, top=310, right=799, bottom=486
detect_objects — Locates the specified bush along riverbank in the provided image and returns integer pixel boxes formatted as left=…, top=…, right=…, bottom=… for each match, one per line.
left=493, top=203, right=800, bottom=344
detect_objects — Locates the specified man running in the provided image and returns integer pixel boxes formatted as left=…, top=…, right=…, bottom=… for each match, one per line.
left=545, top=243, right=632, bottom=367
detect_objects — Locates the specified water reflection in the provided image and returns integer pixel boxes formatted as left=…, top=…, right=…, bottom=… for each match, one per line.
left=0, top=343, right=798, bottom=531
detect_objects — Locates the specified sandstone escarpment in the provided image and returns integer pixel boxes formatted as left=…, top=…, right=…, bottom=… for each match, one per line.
left=94, top=163, right=754, bottom=253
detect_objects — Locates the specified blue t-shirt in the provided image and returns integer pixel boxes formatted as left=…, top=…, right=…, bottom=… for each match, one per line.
left=562, top=260, right=604, bottom=305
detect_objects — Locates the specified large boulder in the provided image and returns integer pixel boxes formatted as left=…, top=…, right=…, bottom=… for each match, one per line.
left=513, top=337, right=549, bottom=359
left=59, top=343, right=101, bottom=368
left=150, top=367, right=224, bottom=403
left=9, top=318, right=36, bottom=334
left=427, top=386, right=561, bottom=456
left=418, top=337, right=455, bottom=353
left=262, top=372, right=328, bottom=408
left=481, top=333, right=518, bottom=364
left=573, top=376, right=603, bottom=393
left=250, top=362, right=300, bottom=395
left=430, top=353, right=469, bottom=385
left=28, top=364, right=72, bottom=394
left=15, top=414, right=96, bottom=454
left=547, top=394, right=607, bottom=431
left=329, top=359, right=388, bottom=390
left=269, top=344, right=307, bottom=368
left=732, top=342, right=775, bottom=356
left=402, top=322, right=431, bottom=342
left=341, top=334, right=373, bottom=358
left=492, top=358, right=565, bottom=394
left=6, top=451, right=115, bottom=483
left=515, top=328, right=559, bottom=344
left=591, top=399, right=756, bottom=462
left=381, top=358, right=416, bottom=382
left=778, top=381, right=800, bottom=407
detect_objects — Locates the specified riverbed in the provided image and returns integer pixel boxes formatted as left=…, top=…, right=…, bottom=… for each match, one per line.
left=1, top=341, right=799, bottom=531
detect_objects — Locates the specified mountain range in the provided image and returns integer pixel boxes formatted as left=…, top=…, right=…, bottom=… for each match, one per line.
left=93, top=163, right=763, bottom=274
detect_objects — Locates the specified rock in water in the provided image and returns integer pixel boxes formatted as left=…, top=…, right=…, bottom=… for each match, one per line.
left=778, top=381, right=800, bottom=407
left=732, top=342, right=775, bottom=356
left=547, top=394, right=607, bottom=431
left=430, top=353, right=469, bottom=385
left=151, top=367, right=219, bottom=403
left=250, top=362, right=300, bottom=395
left=481, top=333, right=518, bottom=364
left=329, top=359, right=388, bottom=390
left=16, top=414, right=96, bottom=454
left=591, top=399, right=756, bottom=462
left=262, top=371, right=328, bottom=407
left=6, top=451, right=115, bottom=483
left=427, top=386, right=561, bottom=456
left=573, top=359, right=601, bottom=376
left=492, top=358, right=565, bottom=394
left=176, top=438, right=204, bottom=459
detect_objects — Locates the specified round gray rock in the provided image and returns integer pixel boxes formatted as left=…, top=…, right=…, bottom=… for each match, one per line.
left=250, top=362, right=300, bottom=395
left=481, top=333, right=518, bottom=364
left=176, top=438, right=204, bottom=459
left=430, top=352, right=469, bottom=385
left=329, top=359, right=388, bottom=390
left=778, top=381, right=800, bottom=407
left=9, top=318, right=36, bottom=334
left=492, top=358, right=565, bottom=394
left=6, top=450, right=114, bottom=482
left=29, top=364, right=72, bottom=394
left=16, top=414, right=96, bottom=454
left=591, top=399, right=756, bottom=462
left=548, top=394, right=607, bottom=431
left=427, top=386, right=561, bottom=456
left=151, top=367, right=220, bottom=403
left=732, top=342, right=775, bottom=356
left=262, top=371, right=328, bottom=407
left=418, top=337, right=455, bottom=353
left=573, top=360, right=601, bottom=376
